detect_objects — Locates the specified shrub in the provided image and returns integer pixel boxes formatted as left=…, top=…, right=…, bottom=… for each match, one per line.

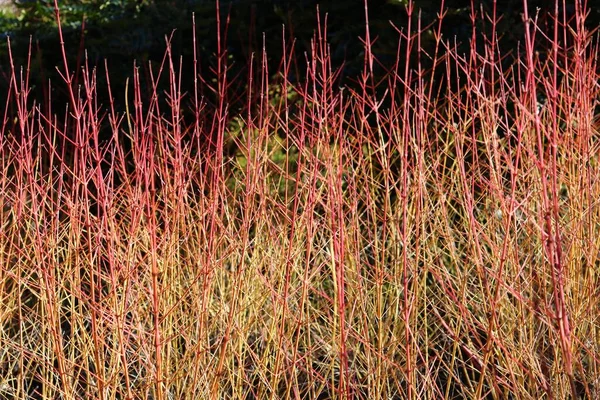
left=0, top=0, right=598, bottom=399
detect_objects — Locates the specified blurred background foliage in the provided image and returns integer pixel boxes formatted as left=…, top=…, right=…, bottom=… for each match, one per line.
left=0, top=0, right=597, bottom=131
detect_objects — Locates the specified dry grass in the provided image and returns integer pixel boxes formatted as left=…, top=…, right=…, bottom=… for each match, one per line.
left=0, top=0, right=599, bottom=399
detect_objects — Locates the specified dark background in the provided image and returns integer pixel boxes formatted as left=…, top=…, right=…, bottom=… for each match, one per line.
left=0, top=0, right=596, bottom=132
